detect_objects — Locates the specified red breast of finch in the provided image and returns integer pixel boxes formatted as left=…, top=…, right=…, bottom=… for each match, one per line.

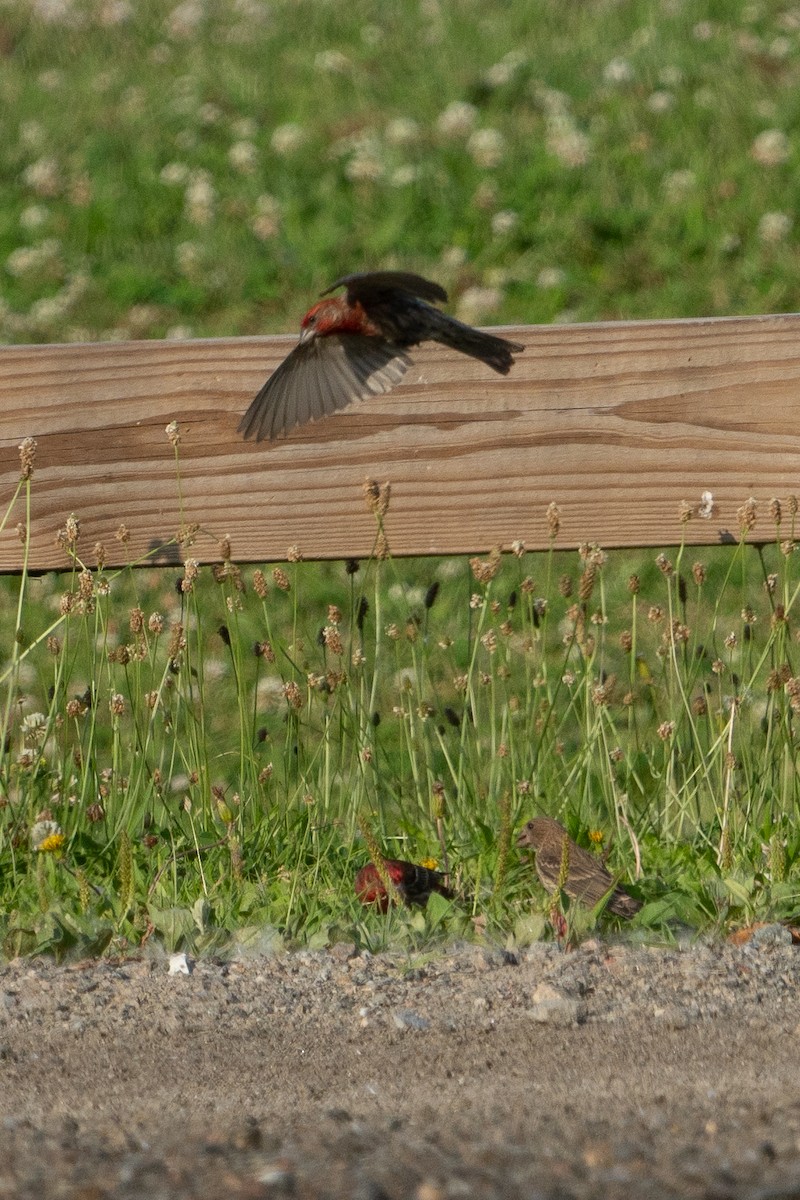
left=354, top=859, right=455, bottom=913
left=239, top=270, right=525, bottom=441
left=517, top=817, right=642, bottom=919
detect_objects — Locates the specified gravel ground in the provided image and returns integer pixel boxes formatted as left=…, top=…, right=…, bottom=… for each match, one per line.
left=2, top=928, right=800, bottom=1199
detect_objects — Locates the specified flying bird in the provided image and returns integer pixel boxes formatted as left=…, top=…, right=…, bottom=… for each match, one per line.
left=355, top=858, right=455, bottom=912
left=239, top=271, right=525, bottom=441
left=517, top=816, right=641, bottom=919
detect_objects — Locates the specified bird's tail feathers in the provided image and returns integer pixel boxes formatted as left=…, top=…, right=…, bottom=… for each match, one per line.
left=426, top=311, right=524, bottom=375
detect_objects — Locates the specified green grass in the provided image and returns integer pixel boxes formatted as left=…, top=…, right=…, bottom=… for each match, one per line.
left=3, top=0, right=800, bottom=340
left=2, top=455, right=800, bottom=957
left=2, top=0, right=800, bottom=955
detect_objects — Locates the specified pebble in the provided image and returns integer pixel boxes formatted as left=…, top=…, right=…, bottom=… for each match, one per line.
left=416, top=1183, right=445, bottom=1200
left=391, top=1009, right=430, bottom=1031
left=526, top=982, right=586, bottom=1026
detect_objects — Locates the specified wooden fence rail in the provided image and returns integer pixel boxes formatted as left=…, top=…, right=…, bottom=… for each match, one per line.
left=1, top=312, right=799, bottom=572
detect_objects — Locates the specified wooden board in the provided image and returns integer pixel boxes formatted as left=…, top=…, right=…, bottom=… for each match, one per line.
left=1, top=313, right=799, bottom=571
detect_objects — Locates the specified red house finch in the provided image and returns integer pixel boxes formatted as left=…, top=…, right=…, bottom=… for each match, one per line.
left=239, top=271, right=525, bottom=441
left=354, top=859, right=455, bottom=912
left=517, top=817, right=641, bottom=919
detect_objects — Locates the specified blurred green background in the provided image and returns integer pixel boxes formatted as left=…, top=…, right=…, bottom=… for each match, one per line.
left=2, top=0, right=799, bottom=344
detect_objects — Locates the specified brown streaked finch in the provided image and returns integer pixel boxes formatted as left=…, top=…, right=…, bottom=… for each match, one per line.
left=239, top=270, right=524, bottom=441
left=517, top=816, right=641, bottom=918
left=354, top=859, right=455, bottom=913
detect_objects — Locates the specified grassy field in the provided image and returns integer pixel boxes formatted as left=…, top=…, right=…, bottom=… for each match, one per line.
left=2, top=0, right=800, bottom=955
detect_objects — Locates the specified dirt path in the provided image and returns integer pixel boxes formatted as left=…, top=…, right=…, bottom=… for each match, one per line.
left=1, top=932, right=799, bottom=1198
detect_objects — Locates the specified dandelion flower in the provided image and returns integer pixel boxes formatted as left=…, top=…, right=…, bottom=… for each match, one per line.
left=31, top=818, right=63, bottom=851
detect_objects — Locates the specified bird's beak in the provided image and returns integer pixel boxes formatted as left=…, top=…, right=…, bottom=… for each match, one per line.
left=299, top=325, right=316, bottom=345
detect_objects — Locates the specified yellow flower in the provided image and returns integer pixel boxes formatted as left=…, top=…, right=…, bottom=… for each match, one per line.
left=37, top=833, right=65, bottom=853
left=419, top=857, right=439, bottom=870
left=30, top=818, right=62, bottom=851
left=588, top=829, right=604, bottom=845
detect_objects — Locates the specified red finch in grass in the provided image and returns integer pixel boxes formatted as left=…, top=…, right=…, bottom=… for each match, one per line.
left=355, top=859, right=455, bottom=912
left=517, top=817, right=641, bottom=919
left=239, top=271, right=525, bottom=441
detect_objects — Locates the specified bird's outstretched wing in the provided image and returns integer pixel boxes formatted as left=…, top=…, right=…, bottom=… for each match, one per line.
left=238, top=334, right=411, bottom=441
left=322, top=271, right=449, bottom=306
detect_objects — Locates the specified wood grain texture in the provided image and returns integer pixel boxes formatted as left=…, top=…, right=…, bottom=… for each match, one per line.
left=1, top=313, right=799, bottom=572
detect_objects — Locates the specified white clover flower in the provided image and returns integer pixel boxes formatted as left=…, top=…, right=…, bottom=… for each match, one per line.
left=467, top=128, right=505, bottom=168
left=232, top=0, right=268, bottom=19
left=604, top=58, right=634, bottom=83
left=662, top=169, right=696, bottom=201
left=99, top=0, right=132, bottom=25
left=456, top=286, right=502, bottom=323
left=440, top=245, right=468, bottom=271
left=22, top=712, right=47, bottom=745
left=537, top=267, right=566, bottom=289
left=737, top=30, right=762, bottom=54
left=229, top=140, right=257, bottom=173
left=491, top=209, right=518, bottom=236
left=344, top=137, right=384, bottom=182
left=536, top=85, right=570, bottom=116
left=198, top=102, right=221, bottom=125
left=390, top=164, right=418, bottom=187
left=6, top=238, right=61, bottom=277
left=314, top=49, right=351, bottom=73
left=270, top=123, right=307, bottom=155
left=546, top=117, right=590, bottom=167
left=168, top=1, right=203, bottom=38
left=19, top=205, right=49, bottom=230
left=436, top=100, right=478, bottom=138
left=20, top=120, right=45, bottom=148
left=385, top=117, right=420, bottom=146
left=160, top=161, right=189, bottom=185
left=484, top=51, right=526, bottom=88
left=37, top=69, right=62, bottom=91
left=32, top=0, right=76, bottom=23
left=184, top=170, right=215, bottom=225
left=28, top=295, right=70, bottom=328
left=769, top=36, right=792, bottom=59
left=22, top=157, right=61, bottom=197
left=63, top=271, right=89, bottom=303
left=758, top=211, right=792, bottom=243
left=647, top=90, right=675, bottom=113
left=251, top=194, right=281, bottom=240
left=175, top=241, right=201, bottom=273
left=751, top=129, right=790, bottom=166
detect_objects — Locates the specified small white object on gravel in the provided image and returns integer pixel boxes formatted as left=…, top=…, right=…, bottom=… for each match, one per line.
left=168, top=953, right=193, bottom=976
